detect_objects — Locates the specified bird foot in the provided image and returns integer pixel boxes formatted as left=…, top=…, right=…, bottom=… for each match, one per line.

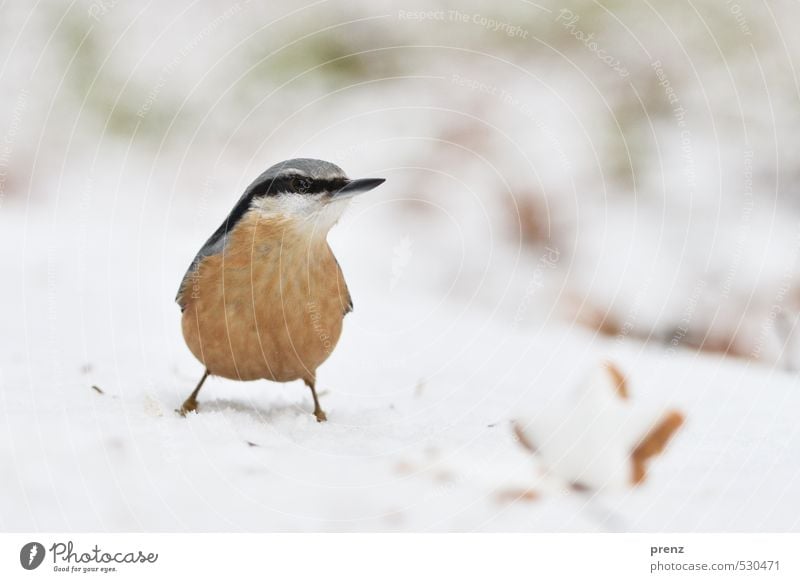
left=177, top=399, right=198, bottom=417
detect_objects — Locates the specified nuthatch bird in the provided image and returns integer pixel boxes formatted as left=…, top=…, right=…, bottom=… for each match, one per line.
left=176, top=158, right=385, bottom=421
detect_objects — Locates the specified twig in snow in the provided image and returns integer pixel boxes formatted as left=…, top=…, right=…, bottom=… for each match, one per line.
left=631, top=410, right=685, bottom=484
left=496, top=488, right=539, bottom=504
left=512, top=422, right=538, bottom=453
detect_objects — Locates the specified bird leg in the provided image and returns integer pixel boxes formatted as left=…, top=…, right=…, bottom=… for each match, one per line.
left=178, top=369, right=209, bottom=416
left=304, top=377, right=327, bottom=422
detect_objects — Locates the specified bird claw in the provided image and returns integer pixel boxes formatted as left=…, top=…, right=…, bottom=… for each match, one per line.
left=177, top=400, right=198, bottom=417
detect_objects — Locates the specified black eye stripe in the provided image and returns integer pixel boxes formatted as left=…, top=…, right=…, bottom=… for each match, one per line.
left=245, top=175, right=348, bottom=198
left=280, top=176, right=346, bottom=194
left=314, top=178, right=348, bottom=193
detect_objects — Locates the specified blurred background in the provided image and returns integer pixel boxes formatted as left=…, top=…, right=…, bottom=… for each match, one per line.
left=2, top=0, right=800, bottom=531
left=3, top=0, right=799, bottom=366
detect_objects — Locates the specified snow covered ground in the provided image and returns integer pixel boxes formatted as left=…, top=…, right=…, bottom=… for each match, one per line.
left=2, top=0, right=800, bottom=533
left=2, top=181, right=799, bottom=532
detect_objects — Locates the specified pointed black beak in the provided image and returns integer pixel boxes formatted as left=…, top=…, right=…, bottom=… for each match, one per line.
left=333, top=177, right=386, bottom=197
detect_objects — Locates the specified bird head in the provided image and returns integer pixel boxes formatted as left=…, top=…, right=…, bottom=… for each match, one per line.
left=246, top=158, right=385, bottom=233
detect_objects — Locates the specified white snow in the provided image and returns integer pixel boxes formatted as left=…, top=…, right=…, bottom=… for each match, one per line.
left=2, top=0, right=800, bottom=533
left=2, top=188, right=799, bottom=532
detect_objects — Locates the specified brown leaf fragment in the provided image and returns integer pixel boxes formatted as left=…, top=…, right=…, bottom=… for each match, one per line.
left=512, top=195, right=550, bottom=246
left=496, top=488, right=540, bottom=504
left=570, top=298, right=622, bottom=336
left=570, top=481, right=591, bottom=493
left=512, top=422, right=538, bottom=453
left=604, top=361, right=629, bottom=400
left=631, top=410, right=685, bottom=485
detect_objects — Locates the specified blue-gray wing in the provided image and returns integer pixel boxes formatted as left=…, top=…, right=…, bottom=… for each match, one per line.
left=175, top=171, right=276, bottom=309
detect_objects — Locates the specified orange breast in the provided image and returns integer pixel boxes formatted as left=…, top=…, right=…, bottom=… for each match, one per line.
left=178, top=212, right=351, bottom=382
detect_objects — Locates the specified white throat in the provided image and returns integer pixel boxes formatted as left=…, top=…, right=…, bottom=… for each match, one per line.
left=250, top=193, right=351, bottom=235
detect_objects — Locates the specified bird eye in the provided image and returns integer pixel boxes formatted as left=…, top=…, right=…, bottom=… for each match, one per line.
left=291, top=176, right=312, bottom=193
